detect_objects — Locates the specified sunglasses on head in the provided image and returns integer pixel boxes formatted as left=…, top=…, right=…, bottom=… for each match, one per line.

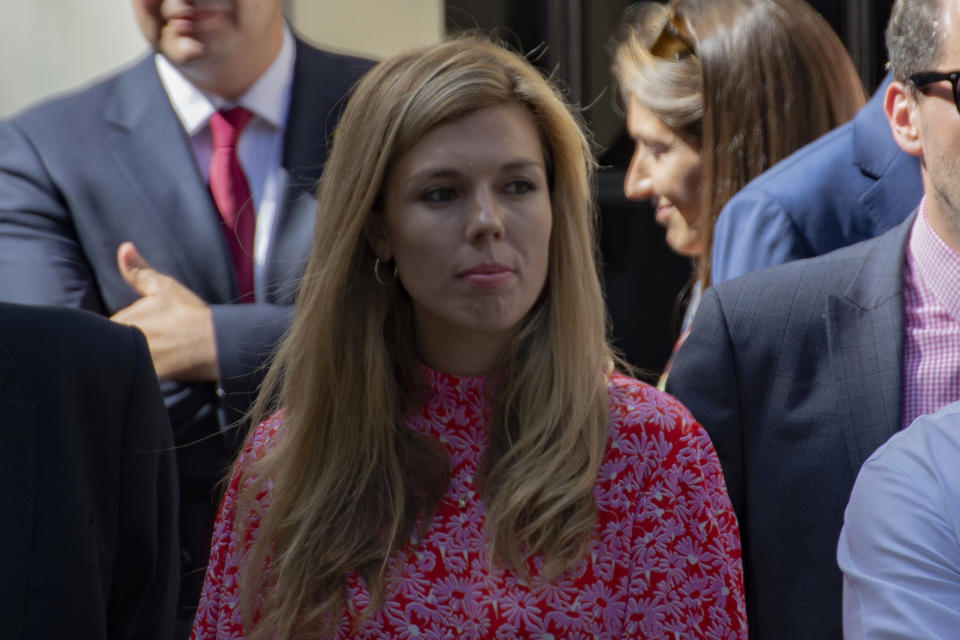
left=650, top=7, right=695, bottom=60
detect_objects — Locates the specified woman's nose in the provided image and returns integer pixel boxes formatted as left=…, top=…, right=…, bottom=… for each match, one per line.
left=466, top=188, right=505, bottom=241
left=623, top=151, right=654, bottom=201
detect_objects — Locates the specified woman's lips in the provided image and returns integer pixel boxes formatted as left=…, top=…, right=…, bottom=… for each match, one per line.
left=459, top=264, right=515, bottom=288
left=654, top=204, right=675, bottom=226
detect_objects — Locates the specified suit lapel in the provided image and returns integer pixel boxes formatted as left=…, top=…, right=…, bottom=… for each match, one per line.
left=280, top=39, right=343, bottom=202
left=100, top=57, right=238, bottom=302
left=859, top=151, right=922, bottom=232
left=826, top=214, right=914, bottom=474
left=0, top=344, right=36, bottom=636
left=260, top=40, right=334, bottom=302
left=262, top=40, right=373, bottom=302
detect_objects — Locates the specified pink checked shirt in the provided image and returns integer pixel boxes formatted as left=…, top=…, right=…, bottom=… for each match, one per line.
left=901, top=197, right=960, bottom=427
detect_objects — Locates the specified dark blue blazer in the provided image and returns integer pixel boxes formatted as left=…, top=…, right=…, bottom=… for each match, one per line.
left=0, top=303, right=177, bottom=639
left=711, top=75, right=922, bottom=284
left=667, top=213, right=913, bottom=639
left=0, top=38, right=372, bottom=617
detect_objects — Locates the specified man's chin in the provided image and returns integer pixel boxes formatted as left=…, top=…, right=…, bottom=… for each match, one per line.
left=158, top=36, right=212, bottom=68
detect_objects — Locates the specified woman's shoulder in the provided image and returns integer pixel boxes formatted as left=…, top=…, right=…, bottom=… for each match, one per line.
left=603, top=372, right=718, bottom=466
left=605, top=371, right=700, bottom=438
left=238, top=410, right=286, bottom=466
left=598, top=372, right=729, bottom=513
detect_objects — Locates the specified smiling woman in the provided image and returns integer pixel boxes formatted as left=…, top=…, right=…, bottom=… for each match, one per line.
left=613, top=0, right=866, bottom=389
left=614, top=0, right=865, bottom=285
left=191, top=36, right=747, bottom=640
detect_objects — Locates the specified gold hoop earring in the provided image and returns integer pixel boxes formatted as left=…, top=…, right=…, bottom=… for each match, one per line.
left=373, top=257, right=398, bottom=285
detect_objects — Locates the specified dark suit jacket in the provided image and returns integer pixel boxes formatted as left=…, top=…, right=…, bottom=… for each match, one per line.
left=0, top=37, right=372, bottom=616
left=711, top=75, right=922, bottom=284
left=0, top=303, right=178, bottom=639
left=666, top=214, right=913, bottom=639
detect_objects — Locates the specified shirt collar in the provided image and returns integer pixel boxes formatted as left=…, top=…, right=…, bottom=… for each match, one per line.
left=155, top=22, right=296, bottom=136
left=908, top=196, right=960, bottom=320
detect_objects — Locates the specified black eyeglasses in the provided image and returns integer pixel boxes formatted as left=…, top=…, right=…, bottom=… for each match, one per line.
left=910, top=70, right=960, bottom=113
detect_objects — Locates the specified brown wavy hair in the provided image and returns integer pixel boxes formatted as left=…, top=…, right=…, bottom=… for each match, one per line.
left=235, top=36, right=616, bottom=638
left=613, top=0, right=866, bottom=286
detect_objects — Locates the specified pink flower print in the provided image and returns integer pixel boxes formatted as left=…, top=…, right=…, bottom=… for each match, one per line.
left=192, top=588, right=220, bottom=635
left=192, top=374, right=746, bottom=640
left=701, top=534, right=737, bottom=570
left=535, top=575, right=579, bottom=612
left=665, top=615, right=699, bottom=638
left=382, top=600, right=429, bottom=639
left=626, top=392, right=684, bottom=433
left=580, top=582, right=627, bottom=631
left=624, top=595, right=669, bottom=638
left=436, top=613, right=479, bottom=640
left=394, top=565, right=432, bottom=607
left=704, top=622, right=742, bottom=640
left=410, top=548, right=439, bottom=575
left=592, top=551, right=618, bottom=582
left=676, top=575, right=713, bottom=613
left=544, top=595, right=589, bottom=634
left=635, top=481, right=672, bottom=522
left=595, top=458, right=630, bottom=510
left=500, top=590, right=543, bottom=630
left=434, top=574, right=485, bottom=618
left=598, top=516, right=631, bottom=554
left=612, top=430, right=645, bottom=458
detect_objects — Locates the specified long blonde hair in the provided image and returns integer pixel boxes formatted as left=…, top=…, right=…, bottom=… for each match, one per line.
left=613, top=0, right=866, bottom=286
left=237, top=36, right=616, bottom=639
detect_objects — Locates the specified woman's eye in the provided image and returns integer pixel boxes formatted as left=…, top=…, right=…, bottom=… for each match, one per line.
left=504, top=179, right=536, bottom=195
left=420, top=186, right=458, bottom=203
left=648, top=144, right=668, bottom=160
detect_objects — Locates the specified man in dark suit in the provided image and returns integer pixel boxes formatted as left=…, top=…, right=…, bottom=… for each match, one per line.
left=0, top=302, right=177, bottom=639
left=0, top=0, right=371, bottom=628
left=667, top=0, right=960, bottom=637
left=710, top=75, right=922, bottom=284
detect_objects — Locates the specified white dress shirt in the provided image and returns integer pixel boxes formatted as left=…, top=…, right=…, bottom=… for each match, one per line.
left=154, top=24, right=296, bottom=299
left=837, top=400, right=960, bottom=639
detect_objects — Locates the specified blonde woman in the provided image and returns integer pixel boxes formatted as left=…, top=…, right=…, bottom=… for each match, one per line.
left=192, top=37, right=746, bottom=639
left=614, top=0, right=866, bottom=388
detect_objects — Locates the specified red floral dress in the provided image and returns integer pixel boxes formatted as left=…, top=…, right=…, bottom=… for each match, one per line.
left=192, top=370, right=747, bottom=639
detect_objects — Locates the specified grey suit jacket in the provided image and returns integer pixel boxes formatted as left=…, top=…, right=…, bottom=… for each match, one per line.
left=0, top=38, right=372, bottom=618
left=666, top=213, right=912, bottom=639
left=0, top=39, right=371, bottom=472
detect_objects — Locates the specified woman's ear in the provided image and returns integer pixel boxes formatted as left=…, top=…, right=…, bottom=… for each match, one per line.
left=885, top=80, right=923, bottom=157
left=364, top=211, right=393, bottom=261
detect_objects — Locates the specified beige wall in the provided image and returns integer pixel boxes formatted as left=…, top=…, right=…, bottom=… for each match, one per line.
left=0, top=1, right=145, bottom=117
left=1, top=1, right=444, bottom=118
left=290, top=0, right=443, bottom=60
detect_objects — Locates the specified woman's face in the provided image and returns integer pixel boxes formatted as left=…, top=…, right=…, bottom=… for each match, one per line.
left=623, top=96, right=705, bottom=256
left=370, top=103, right=552, bottom=375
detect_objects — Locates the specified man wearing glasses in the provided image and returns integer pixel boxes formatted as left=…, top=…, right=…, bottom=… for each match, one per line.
left=666, top=0, right=960, bottom=637
left=839, top=0, right=960, bottom=636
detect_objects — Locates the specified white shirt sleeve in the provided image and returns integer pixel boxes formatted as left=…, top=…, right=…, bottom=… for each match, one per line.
left=837, top=407, right=960, bottom=639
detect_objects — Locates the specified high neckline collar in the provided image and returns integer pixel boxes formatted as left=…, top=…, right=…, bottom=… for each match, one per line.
left=420, top=364, right=490, bottom=395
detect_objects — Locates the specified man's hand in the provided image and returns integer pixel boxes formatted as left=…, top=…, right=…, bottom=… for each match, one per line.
left=111, top=242, right=219, bottom=382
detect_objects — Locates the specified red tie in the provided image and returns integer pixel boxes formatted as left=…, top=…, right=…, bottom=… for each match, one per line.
left=209, top=107, right=255, bottom=302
